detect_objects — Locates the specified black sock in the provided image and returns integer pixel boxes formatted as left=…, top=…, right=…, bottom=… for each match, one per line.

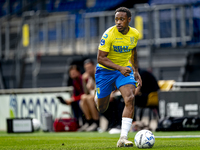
left=93, top=119, right=99, bottom=127
left=87, top=119, right=93, bottom=125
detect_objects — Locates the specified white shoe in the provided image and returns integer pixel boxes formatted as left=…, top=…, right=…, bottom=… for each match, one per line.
left=117, top=136, right=133, bottom=147
left=78, top=123, right=89, bottom=132
left=109, top=128, right=121, bottom=134
left=86, top=123, right=98, bottom=132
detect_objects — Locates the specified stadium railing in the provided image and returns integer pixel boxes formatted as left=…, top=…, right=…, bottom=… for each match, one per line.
left=0, top=3, right=200, bottom=89
left=172, top=82, right=200, bottom=90
left=0, top=86, right=73, bottom=94
left=0, top=3, right=198, bottom=59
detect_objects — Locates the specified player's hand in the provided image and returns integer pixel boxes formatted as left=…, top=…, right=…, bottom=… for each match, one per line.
left=66, top=98, right=73, bottom=105
left=118, top=66, right=131, bottom=77
left=134, top=72, right=142, bottom=87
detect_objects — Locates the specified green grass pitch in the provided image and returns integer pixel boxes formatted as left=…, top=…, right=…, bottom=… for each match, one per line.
left=0, top=131, right=200, bottom=149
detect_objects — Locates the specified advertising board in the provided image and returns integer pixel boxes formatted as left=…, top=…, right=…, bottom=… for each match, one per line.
left=0, top=92, right=71, bottom=131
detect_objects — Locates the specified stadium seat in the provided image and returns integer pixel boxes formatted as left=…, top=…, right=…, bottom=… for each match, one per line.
left=158, top=80, right=175, bottom=91
left=0, top=0, right=7, bottom=17
left=146, top=91, right=159, bottom=106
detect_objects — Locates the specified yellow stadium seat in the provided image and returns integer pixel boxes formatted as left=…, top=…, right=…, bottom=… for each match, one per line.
left=146, top=91, right=159, bottom=107
left=158, top=80, right=175, bottom=91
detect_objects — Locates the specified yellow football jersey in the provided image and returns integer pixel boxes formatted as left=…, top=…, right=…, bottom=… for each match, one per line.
left=98, top=25, right=139, bottom=70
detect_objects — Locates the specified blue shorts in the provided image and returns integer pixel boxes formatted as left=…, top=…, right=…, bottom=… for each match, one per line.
left=95, top=64, right=137, bottom=99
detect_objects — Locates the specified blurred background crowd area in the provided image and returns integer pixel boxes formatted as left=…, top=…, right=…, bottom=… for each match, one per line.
left=0, top=0, right=200, bottom=89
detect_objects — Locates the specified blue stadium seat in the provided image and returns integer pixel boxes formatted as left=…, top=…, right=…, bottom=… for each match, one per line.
left=46, top=0, right=55, bottom=12
left=147, top=0, right=200, bottom=46
left=0, top=0, right=7, bottom=17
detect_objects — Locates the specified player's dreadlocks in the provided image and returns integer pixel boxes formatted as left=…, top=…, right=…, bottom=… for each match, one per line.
left=115, top=7, right=131, bottom=18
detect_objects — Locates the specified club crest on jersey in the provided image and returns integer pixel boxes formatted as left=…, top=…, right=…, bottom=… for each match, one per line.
left=100, top=39, right=105, bottom=46
left=103, top=33, right=108, bottom=39
left=130, top=37, right=134, bottom=45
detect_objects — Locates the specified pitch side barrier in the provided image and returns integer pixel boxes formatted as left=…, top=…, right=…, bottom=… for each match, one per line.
left=0, top=86, right=73, bottom=131
left=159, top=82, right=200, bottom=119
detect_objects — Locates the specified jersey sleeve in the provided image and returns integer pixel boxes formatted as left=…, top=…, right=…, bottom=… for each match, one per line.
left=98, top=29, right=113, bottom=52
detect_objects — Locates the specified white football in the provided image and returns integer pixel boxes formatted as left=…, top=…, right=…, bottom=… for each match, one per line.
left=32, top=118, right=41, bottom=131
left=134, top=129, right=155, bottom=148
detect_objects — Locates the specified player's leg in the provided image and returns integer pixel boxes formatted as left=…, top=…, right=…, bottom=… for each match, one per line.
left=94, top=94, right=110, bottom=113
left=117, top=84, right=135, bottom=147
left=120, top=84, right=135, bottom=137
left=120, top=84, right=135, bottom=119
left=80, top=94, right=92, bottom=120
left=87, top=95, right=99, bottom=120
left=95, top=66, right=116, bottom=113
left=78, top=94, right=92, bottom=131
left=115, top=66, right=137, bottom=147
left=85, top=95, right=100, bottom=131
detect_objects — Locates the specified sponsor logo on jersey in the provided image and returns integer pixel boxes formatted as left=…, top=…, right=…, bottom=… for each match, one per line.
left=113, top=45, right=132, bottom=53
left=114, top=41, right=123, bottom=43
left=116, top=38, right=123, bottom=40
left=100, top=39, right=105, bottom=46
left=103, top=34, right=108, bottom=39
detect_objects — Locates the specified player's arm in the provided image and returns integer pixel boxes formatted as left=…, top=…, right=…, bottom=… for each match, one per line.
left=97, top=50, right=119, bottom=70
left=130, top=47, right=142, bottom=86
left=97, top=50, right=131, bottom=77
left=130, top=47, right=138, bottom=72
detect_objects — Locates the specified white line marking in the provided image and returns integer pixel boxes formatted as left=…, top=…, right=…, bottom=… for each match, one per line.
left=155, top=135, right=200, bottom=138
